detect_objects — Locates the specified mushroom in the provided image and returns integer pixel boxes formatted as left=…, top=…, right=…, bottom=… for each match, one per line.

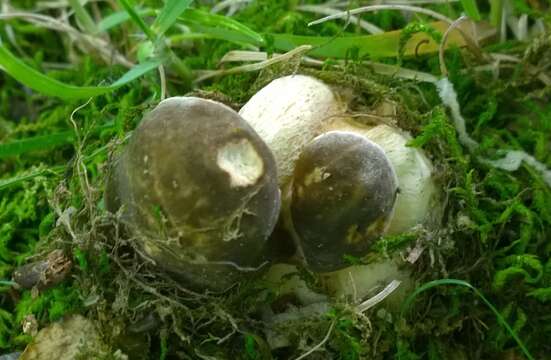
left=239, top=75, right=438, bottom=301
left=322, top=119, right=436, bottom=235
left=290, top=131, right=398, bottom=272
left=239, top=74, right=345, bottom=188
left=239, top=75, right=436, bottom=236
left=105, top=97, right=281, bottom=291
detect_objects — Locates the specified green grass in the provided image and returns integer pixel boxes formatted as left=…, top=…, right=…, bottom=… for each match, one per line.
left=401, top=279, right=534, bottom=360
left=0, top=0, right=550, bottom=358
left=0, top=45, right=161, bottom=99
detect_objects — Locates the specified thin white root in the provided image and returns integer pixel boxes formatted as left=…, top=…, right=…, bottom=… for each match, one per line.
left=437, top=77, right=551, bottom=188
left=435, top=78, right=479, bottom=151
left=294, top=320, right=336, bottom=360
left=484, top=151, right=551, bottom=187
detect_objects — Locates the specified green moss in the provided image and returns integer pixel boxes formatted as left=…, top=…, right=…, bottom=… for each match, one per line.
left=1, top=0, right=550, bottom=358
left=15, top=284, right=82, bottom=325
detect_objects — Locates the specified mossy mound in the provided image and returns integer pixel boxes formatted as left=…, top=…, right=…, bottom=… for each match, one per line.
left=0, top=1, right=550, bottom=359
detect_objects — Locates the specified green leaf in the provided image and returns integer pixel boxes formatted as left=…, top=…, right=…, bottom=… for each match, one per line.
left=269, top=21, right=468, bottom=59
left=98, top=8, right=153, bottom=32
left=0, top=123, right=114, bottom=159
left=490, top=0, right=503, bottom=27
left=153, top=0, right=194, bottom=36
left=401, top=279, right=535, bottom=360
left=0, top=131, right=74, bottom=159
left=0, top=168, right=61, bottom=192
left=0, top=45, right=161, bottom=99
left=68, top=0, right=99, bottom=34
left=460, top=0, right=481, bottom=21
left=180, top=8, right=264, bottom=46
left=117, top=0, right=155, bottom=40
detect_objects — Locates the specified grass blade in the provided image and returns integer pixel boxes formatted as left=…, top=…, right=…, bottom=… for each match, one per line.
left=98, top=8, right=153, bottom=32
left=490, top=0, right=503, bottom=27
left=0, top=45, right=161, bottom=99
left=0, top=167, right=61, bottom=192
left=180, top=8, right=264, bottom=46
left=0, top=145, right=109, bottom=192
left=401, top=279, right=535, bottom=360
left=270, top=20, right=492, bottom=59
left=0, top=123, right=113, bottom=159
left=0, top=131, right=74, bottom=159
left=117, top=0, right=155, bottom=40
left=68, top=0, right=99, bottom=34
left=460, top=0, right=481, bottom=21
left=153, top=0, right=193, bottom=36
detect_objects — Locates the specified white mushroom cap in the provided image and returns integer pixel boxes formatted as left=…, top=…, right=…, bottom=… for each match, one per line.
left=319, top=120, right=437, bottom=302
left=239, top=75, right=345, bottom=187
left=363, top=124, right=436, bottom=234
left=324, top=119, right=437, bottom=234
left=239, top=75, right=439, bottom=306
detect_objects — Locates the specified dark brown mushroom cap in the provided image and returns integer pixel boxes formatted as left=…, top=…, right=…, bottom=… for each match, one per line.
left=290, top=131, right=398, bottom=272
left=105, top=97, right=281, bottom=290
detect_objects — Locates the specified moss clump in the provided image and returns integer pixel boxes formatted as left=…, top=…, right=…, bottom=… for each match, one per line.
left=1, top=0, right=550, bottom=358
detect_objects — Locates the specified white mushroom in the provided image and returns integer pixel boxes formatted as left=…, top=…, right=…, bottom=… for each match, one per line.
left=240, top=75, right=439, bottom=303
left=239, top=74, right=345, bottom=188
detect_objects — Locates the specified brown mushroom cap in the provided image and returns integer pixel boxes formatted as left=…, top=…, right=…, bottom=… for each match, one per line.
left=290, top=131, right=398, bottom=272
left=106, top=97, right=281, bottom=290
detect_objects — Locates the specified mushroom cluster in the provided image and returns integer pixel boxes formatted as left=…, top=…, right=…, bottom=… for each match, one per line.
left=106, top=75, right=438, bottom=296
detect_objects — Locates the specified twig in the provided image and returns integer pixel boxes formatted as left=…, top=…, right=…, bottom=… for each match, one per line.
left=215, top=49, right=439, bottom=83
left=439, top=16, right=469, bottom=77
left=0, top=11, right=132, bottom=67
left=195, top=45, right=313, bottom=82
left=297, top=4, right=383, bottom=34
left=210, top=0, right=251, bottom=15
left=218, top=50, right=268, bottom=64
